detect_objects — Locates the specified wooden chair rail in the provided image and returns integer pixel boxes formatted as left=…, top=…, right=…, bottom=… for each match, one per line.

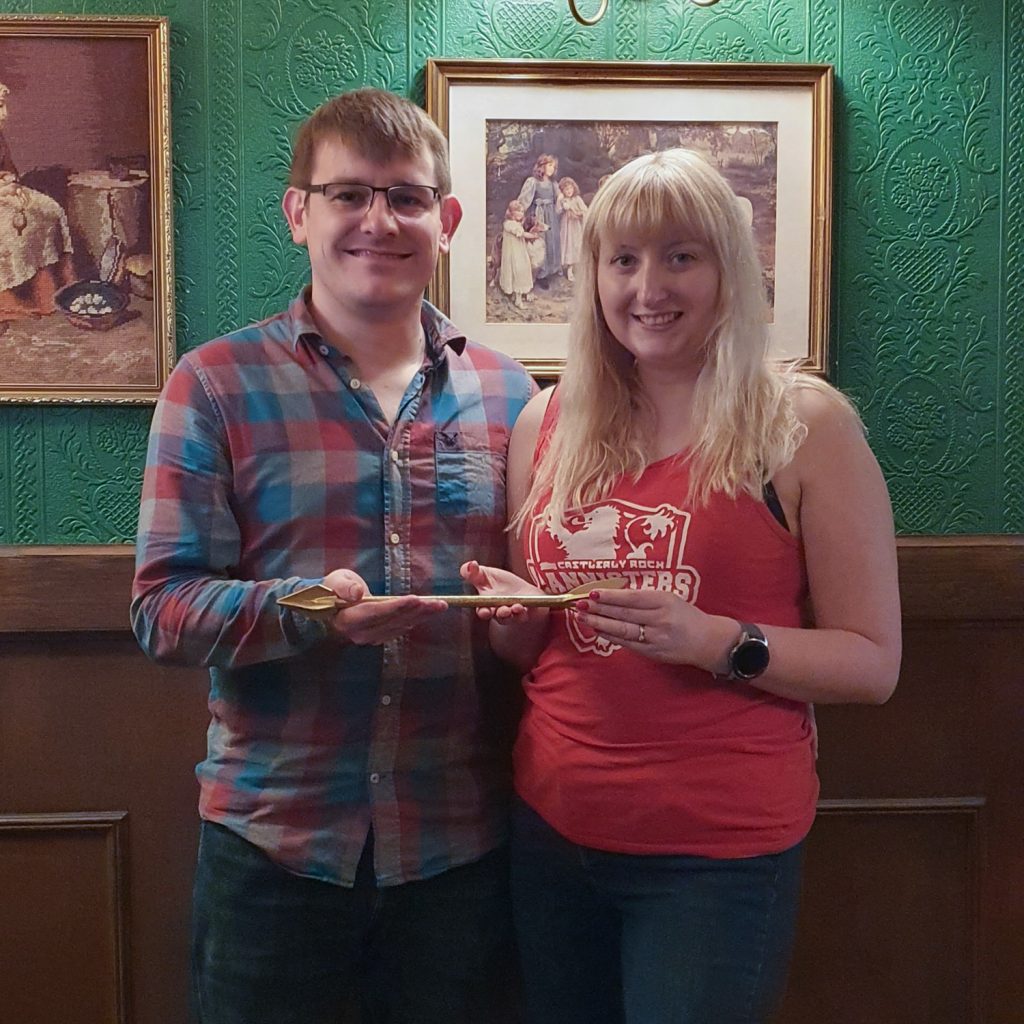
left=1, top=536, right=1021, bottom=634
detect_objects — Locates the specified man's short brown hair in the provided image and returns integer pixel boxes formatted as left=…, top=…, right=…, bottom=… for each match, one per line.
left=288, top=88, right=451, bottom=195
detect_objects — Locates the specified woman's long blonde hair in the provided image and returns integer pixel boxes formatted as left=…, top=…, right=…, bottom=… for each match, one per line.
left=517, top=147, right=845, bottom=528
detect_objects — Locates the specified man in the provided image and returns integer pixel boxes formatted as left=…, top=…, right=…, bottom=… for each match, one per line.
left=131, top=88, right=536, bottom=1024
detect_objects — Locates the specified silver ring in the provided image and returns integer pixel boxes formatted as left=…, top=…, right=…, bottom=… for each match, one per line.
left=637, top=624, right=646, bottom=643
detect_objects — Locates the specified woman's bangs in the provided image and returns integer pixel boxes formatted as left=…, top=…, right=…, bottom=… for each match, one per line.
left=603, top=169, right=716, bottom=247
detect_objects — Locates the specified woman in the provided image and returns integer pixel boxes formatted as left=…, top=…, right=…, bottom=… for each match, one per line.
left=516, top=153, right=561, bottom=288
left=462, top=149, right=901, bottom=1024
left=0, top=80, right=75, bottom=323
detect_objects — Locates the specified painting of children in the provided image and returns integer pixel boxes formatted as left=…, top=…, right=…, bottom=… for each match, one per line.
left=483, top=119, right=778, bottom=328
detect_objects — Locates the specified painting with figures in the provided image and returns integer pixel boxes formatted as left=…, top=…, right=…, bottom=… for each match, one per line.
left=484, top=119, right=778, bottom=327
left=428, top=60, right=833, bottom=375
left=0, top=16, right=172, bottom=402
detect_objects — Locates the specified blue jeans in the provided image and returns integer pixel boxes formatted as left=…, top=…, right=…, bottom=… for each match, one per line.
left=191, top=821, right=517, bottom=1024
left=510, top=799, right=804, bottom=1024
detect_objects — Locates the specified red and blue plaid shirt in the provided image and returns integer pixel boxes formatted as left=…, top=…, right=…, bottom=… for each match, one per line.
left=131, top=289, right=536, bottom=886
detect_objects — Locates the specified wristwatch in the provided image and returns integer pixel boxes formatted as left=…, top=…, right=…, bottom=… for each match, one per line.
left=725, top=622, right=770, bottom=681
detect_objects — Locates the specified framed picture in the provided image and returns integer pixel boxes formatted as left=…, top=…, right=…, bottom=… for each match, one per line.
left=426, top=59, right=833, bottom=377
left=0, top=15, right=173, bottom=403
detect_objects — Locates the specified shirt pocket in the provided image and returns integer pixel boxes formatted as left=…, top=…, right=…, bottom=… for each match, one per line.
left=434, top=428, right=507, bottom=519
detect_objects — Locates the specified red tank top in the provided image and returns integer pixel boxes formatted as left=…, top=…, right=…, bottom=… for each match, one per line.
left=515, top=404, right=818, bottom=858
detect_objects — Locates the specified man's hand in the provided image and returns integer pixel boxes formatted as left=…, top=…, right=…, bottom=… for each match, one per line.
left=322, top=568, right=446, bottom=646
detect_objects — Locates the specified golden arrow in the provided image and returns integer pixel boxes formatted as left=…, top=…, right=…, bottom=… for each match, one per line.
left=277, top=577, right=628, bottom=621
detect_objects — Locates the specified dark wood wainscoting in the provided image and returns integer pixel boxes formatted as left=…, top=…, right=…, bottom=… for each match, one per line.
left=780, top=537, right=1023, bottom=1024
left=1, top=539, right=1021, bottom=1024
left=0, top=546, right=209, bottom=1024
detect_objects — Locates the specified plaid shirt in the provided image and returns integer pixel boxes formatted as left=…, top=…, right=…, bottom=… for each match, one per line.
left=132, top=290, right=536, bottom=887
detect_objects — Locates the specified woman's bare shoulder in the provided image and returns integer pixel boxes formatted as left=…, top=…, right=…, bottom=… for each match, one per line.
left=514, top=385, right=556, bottom=432
left=789, top=377, right=863, bottom=445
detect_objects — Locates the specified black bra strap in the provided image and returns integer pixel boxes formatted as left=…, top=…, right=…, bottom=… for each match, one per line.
left=762, top=480, right=790, bottom=532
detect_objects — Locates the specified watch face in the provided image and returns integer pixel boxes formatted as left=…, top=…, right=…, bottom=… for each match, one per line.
left=732, top=638, right=770, bottom=679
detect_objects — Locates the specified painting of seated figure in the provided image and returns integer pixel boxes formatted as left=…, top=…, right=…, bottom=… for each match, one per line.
left=0, top=16, right=173, bottom=403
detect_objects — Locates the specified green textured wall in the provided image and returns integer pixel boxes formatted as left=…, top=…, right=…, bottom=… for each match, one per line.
left=0, top=0, right=1019, bottom=541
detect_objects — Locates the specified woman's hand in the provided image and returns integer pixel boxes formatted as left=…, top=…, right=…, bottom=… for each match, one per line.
left=573, top=587, right=735, bottom=672
left=459, top=561, right=544, bottom=622
left=460, top=561, right=551, bottom=671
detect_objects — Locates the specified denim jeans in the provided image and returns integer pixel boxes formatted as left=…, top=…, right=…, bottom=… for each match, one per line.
left=191, top=821, right=517, bottom=1024
left=510, top=799, right=804, bottom=1024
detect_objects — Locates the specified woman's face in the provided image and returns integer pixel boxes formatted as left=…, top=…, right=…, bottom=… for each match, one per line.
left=542, top=159, right=556, bottom=179
left=597, top=224, right=720, bottom=375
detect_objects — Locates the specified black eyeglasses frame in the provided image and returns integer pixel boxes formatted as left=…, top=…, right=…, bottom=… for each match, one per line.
left=305, top=182, right=441, bottom=214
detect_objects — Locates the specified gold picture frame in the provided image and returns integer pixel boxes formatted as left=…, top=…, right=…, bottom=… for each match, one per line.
left=426, top=59, right=833, bottom=377
left=0, top=15, right=173, bottom=403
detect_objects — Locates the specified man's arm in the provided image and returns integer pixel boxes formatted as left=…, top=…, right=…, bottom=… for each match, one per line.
left=130, top=357, right=329, bottom=669
left=131, top=356, right=450, bottom=668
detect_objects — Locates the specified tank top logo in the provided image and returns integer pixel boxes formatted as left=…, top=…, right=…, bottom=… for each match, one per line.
left=527, top=501, right=701, bottom=657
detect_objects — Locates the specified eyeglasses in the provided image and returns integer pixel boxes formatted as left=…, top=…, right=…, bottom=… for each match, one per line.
left=306, top=182, right=441, bottom=219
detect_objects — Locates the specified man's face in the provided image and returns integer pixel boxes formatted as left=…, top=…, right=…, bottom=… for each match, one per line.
left=282, top=137, right=461, bottom=328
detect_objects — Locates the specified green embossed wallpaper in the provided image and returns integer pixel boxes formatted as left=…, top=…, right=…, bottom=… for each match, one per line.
left=0, top=0, right=1019, bottom=541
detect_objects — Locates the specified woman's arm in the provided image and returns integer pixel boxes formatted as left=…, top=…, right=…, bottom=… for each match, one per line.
left=461, top=387, right=556, bottom=671
left=576, top=388, right=901, bottom=704
left=758, top=385, right=902, bottom=702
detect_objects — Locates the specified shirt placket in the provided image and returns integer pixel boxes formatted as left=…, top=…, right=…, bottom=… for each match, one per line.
left=366, top=366, right=427, bottom=880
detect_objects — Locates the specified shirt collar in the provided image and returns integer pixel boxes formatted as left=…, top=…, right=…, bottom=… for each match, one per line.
left=286, top=287, right=468, bottom=361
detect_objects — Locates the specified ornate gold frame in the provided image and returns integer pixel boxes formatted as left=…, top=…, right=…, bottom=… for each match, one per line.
left=426, top=59, right=833, bottom=377
left=0, top=15, right=173, bottom=403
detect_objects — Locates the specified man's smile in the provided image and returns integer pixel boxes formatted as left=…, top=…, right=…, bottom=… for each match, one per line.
left=344, top=248, right=410, bottom=260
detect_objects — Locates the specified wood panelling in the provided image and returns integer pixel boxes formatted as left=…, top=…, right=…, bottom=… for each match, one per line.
left=776, top=538, right=1024, bottom=1024
left=781, top=801, right=983, bottom=1023
left=0, top=812, right=129, bottom=1024
left=1, top=538, right=1021, bottom=1024
left=2, top=537, right=1020, bottom=632
left=0, top=545, right=136, bottom=633
left=0, top=631, right=208, bottom=1024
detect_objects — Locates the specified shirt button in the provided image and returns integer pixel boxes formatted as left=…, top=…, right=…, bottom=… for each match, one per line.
left=369, top=772, right=381, bottom=784
left=381, top=695, right=392, bottom=706
left=350, top=378, right=362, bottom=390
left=318, top=344, right=330, bottom=357
left=390, top=450, right=400, bottom=464
left=389, top=532, right=400, bottom=545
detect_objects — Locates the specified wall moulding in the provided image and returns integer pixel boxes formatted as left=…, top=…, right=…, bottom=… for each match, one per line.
left=0, top=536, right=1020, bottom=634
